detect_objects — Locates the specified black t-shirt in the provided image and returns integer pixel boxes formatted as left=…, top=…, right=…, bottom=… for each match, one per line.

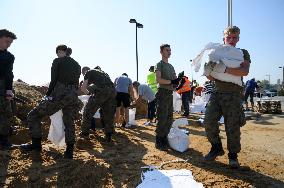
left=46, top=56, right=81, bottom=95
left=0, top=50, right=14, bottom=90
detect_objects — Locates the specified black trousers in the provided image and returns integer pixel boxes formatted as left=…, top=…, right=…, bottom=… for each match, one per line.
left=148, top=99, right=156, bottom=120
left=181, top=91, right=190, bottom=114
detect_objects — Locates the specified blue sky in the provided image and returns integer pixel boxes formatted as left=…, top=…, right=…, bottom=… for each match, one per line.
left=1, top=0, right=284, bottom=86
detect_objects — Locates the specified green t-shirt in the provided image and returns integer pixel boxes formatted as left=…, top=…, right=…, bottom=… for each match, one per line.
left=215, top=49, right=251, bottom=93
left=155, top=60, right=176, bottom=91
left=84, top=69, right=114, bottom=88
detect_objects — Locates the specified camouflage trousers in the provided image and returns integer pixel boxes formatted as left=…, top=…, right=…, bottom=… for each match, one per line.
left=155, top=88, right=173, bottom=137
left=204, top=91, right=246, bottom=154
left=0, top=80, right=13, bottom=137
left=0, top=97, right=13, bottom=137
left=27, top=83, right=79, bottom=145
left=81, top=86, right=116, bottom=134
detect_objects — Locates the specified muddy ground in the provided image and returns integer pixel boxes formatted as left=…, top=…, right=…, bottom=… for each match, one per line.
left=0, top=81, right=283, bottom=187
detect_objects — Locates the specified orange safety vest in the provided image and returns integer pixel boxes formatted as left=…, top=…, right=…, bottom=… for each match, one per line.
left=177, top=77, right=191, bottom=94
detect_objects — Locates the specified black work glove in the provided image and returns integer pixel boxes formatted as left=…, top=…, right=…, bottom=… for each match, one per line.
left=178, top=71, right=184, bottom=79
left=171, top=78, right=181, bottom=85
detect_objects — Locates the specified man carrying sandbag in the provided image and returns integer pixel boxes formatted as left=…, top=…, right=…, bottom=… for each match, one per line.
left=20, top=45, right=81, bottom=160
left=80, top=67, right=116, bottom=142
left=203, top=26, right=250, bottom=168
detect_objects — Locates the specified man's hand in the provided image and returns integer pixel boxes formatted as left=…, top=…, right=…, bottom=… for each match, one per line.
left=171, top=78, right=181, bottom=85
left=178, top=71, right=184, bottom=79
left=87, top=84, right=97, bottom=94
left=6, top=90, right=14, bottom=100
left=213, top=62, right=227, bottom=73
left=42, top=95, right=53, bottom=101
left=203, top=62, right=217, bottom=76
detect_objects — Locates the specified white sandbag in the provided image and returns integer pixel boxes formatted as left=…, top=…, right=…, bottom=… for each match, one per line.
left=78, top=95, right=90, bottom=114
left=194, top=96, right=205, bottom=105
left=78, top=95, right=100, bottom=118
left=167, top=127, right=189, bottom=152
left=129, top=108, right=137, bottom=125
left=174, top=100, right=182, bottom=112
left=192, top=43, right=244, bottom=86
left=203, top=93, right=211, bottom=104
left=48, top=110, right=66, bottom=147
left=208, top=45, right=244, bottom=66
left=94, top=110, right=100, bottom=118
left=198, top=116, right=224, bottom=125
left=137, top=169, right=203, bottom=188
left=190, top=96, right=206, bottom=113
left=219, top=116, right=224, bottom=124
left=210, top=71, right=242, bottom=86
left=173, top=92, right=182, bottom=112
left=172, top=118, right=188, bottom=128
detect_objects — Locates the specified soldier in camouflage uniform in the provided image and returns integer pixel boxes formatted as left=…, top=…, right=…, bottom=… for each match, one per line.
left=80, top=67, right=116, bottom=142
left=20, top=45, right=81, bottom=159
left=0, top=29, right=17, bottom=150
left=155, top=44, right=181, bottom=150
left=203, top=26, right=250, bottom=168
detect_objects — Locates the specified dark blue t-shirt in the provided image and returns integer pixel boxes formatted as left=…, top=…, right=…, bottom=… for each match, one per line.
left=245, top=79, right=258, bottom=92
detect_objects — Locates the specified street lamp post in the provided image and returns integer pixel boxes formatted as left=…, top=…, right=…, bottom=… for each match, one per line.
left=279, top=66, right=284, bottom=86
left=190, top=59, right=193, bottom=81
left=265, top=74, right=271, bottom=89
left=129, top=19, right=143, bottom=81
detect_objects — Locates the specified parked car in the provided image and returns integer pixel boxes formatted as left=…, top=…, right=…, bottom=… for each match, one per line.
left=263, top=90, right=277, bottom=97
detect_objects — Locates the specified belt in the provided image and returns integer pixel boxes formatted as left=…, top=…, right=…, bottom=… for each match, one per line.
left=98, top=84, right=114, bottom=89
left=65, top=84, right=78, bottom=89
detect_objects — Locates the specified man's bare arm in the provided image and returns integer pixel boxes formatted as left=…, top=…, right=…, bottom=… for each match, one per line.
left=206, top=75, right=215, bottom=81
left=226, top=60, right=250, bottom=76
left=128, top=84, right=135, bottom=101
left=156, top=70, right=171, bottom=85
left=81, top=79, right=89, bottom=94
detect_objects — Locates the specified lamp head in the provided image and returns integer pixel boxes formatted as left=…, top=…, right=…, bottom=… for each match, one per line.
left=137, top=23, right=143, bottom=28
left=129, top=19, right=137, bottom=23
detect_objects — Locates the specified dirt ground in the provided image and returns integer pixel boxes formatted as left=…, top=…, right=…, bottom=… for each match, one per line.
left=1, top=81, right=284, bottom=187
left=0, top=113, right=283, bottom=188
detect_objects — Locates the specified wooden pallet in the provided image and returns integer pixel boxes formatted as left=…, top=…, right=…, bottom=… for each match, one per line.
left=256, top=99, right=282, bottom=114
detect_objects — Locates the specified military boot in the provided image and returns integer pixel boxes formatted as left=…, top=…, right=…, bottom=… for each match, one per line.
left=105, top=132, right=112, bottom=143
left=251, top=102, right=255, bottom=112
left=228, top=153, right=240, bottom=169
left=64, top=144, right=74, bottom=159
left=0, top=136, right=13, bottom=150
left=181, top=112, right=189, bottom=117
left=162, top=136, right=169, bottom=147
left=245, top=102, right=249, bottom=111
left=155, top=136, right=167, bottom=151
left=79, top=132, right=89, bottom=140
left=204, top=143, right=225, bottom=161
left=20, top=138, right=42, bottom=152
